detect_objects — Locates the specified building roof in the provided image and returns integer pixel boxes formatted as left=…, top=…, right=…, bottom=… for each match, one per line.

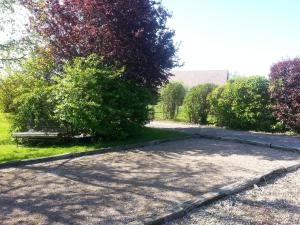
left=169, top=70, right=229, bottom=88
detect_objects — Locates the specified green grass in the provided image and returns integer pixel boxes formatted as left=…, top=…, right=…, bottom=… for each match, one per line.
left=0, top=113, right=189, bottom=163
left=153, top=105, right=187, bottom=123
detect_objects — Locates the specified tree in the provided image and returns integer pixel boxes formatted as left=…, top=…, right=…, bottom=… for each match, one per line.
left=159, top=82, right=185, bottom=119
left=21, top=0, right=178, bottom=89
left=183, top=84, right=216, bottom=124
left=0, top=0, right=38, bottom=69
left=270, top=58, right=300, bottom=130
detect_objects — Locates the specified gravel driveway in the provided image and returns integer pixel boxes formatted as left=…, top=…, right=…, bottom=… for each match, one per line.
left=1, top=138, right=299, bottom=224
left=167, top=169, right=300, bottom=225
left=148, top=121, right=300, bottom=149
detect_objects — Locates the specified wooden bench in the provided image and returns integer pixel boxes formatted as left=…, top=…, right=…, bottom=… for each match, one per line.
left=12, top=132, right=94, bottom=144
left=13, top=131, right=62, bottom=144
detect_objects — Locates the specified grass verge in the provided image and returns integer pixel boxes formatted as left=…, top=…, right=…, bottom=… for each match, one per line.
left=0, top=113, right=190, bottom=164
left=153, top=105, right=187, bottom=123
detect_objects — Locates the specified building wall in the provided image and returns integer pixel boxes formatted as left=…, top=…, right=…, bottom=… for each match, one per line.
left=169, top=70, right=229, bottom=88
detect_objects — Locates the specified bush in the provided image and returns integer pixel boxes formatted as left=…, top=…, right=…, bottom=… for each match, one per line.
left=13, top=85, right=58, bottom=131
left=159, top=82, right=185, bottom=120
left=207, top=85, right=230, bottom=125
left=2, top=53, right=152, bottom=140
left=208, top=76, right=276, bottom=131
left=55, top=55, right=152, bottom=140
left=183, top=84, right=216, bottom=124
left=270, top=58, right=300, bottom=131
left=0, top=74, right=20, bottom=113
left=0, top=51, right=59, bottom=131
left=0, top=50, right=55, bottom=113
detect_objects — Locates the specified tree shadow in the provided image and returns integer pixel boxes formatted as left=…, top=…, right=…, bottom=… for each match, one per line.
left=150, top=121, right=300, bottom=149
left=0, top=138, right=299, bottom=224
left=143, top=138, right=300, bottom=162
left=183, top=195, right=300, bottom=225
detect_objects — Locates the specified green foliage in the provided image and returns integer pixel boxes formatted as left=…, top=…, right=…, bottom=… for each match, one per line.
left=159, top=82, right=185, bottom=120
left=208, top=76, right=276, bottom=131
left=183, top=83, right=216, bottom=124
left=55, top=55, right=152, bottom=140
left=208, top=84, right=231, bottom=125
left=0, top=113, right=190, bottom=163
left=0, top=74, right=19, bottom=112
left=13, top=86, right=58, bottom=131
left=0, top=52, right=58, bottom=131
left=0, top=51, right=55, bottom=113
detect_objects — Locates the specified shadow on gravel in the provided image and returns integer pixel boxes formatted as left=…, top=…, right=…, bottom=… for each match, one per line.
left=156, top=124, right=300, bottom=150
left=0, top=138, right=299, bottom=224
left=144, top=138, right=300, bottom=161
left=0, top=154, right=234, bottom=224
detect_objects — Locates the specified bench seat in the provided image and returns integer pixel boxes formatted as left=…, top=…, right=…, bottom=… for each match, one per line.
left=13, top=132, right=60, bottom=139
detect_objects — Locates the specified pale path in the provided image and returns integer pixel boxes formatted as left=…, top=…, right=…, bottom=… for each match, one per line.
left=148, top=121, right=300, bottom=149
left=1, top=138, right=299, bottom=224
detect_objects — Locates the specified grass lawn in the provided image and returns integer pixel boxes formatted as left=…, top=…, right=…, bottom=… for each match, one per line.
left=154, top=105, right=187, bottom=123
left=0, top=113, right=190, bottom=164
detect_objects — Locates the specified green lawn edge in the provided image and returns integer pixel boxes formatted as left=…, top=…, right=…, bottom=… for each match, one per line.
left=0, top=113, right=190, bottom=164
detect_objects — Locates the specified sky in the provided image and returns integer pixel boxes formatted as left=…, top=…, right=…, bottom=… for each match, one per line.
left=1, top=0, right=299, bottom=76
left=163, top=0, right=300, bottom=76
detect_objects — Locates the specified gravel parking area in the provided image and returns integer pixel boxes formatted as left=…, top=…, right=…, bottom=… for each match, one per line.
left=0, top=138, right=299, bottom=224
left=167, top=169, right=300, bottom=225
left=148, top=121, right=300, bottom=149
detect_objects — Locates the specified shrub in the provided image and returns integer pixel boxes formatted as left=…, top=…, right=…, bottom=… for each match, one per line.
left=0, top=74, right=20, bottom=113
left=55, top=55, right=152, bottom=140
left=0, top=51, right=59, bottom=131
left=183, top=83, right=216, bottom=124
left=0, top=50, right=55, bottom=113
left=208, top=76, right=276, bottom=131
left=159, top=82, right=185, bottom=120
left=13, top=85, right=58, bottom=131
left=207, top=84, right=231, bottom=125
left=270, top=58, right=300, bottom=131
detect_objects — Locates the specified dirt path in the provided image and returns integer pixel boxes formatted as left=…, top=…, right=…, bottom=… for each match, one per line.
left=1, top=138, right=299, bottom=224
left=148, top=121, right=300, bottom=149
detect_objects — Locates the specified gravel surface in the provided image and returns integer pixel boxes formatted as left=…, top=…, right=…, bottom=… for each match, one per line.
left=167, top=169, right=300, bottom=225
left=1, top=138, right=299, bottom=225
left=148, top=121, right=300, bottom=149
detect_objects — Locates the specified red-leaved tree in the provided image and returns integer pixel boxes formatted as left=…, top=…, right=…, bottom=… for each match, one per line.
left=270, top=58, right=300, bottom=130
left=21, top=0, right=178, bottom=89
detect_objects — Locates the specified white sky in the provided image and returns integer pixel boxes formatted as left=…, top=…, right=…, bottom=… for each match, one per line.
left=164, top=0, right=300, bottom=76
left=1, top=1, right=300, bottom=76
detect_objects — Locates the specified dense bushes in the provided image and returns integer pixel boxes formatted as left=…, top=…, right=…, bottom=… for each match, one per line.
left=159, top=82, right=185, bottom=119
left=155, top=76, right=282, bottom=132
left=0, top=51, right=55, bottom=113
left=2, top=0, right=178, bottom=141
left=183, top=84, right=216, bottom=124
left=208, top=77, right=276, bottom=131
left=1, top=54, right=152, bottom=140
left=0, top=74, right=21, bottom=113
left=13, top=86, right=58, bottom=132
left=55, top=55, right=152, bottom=140
left=270, top=58, right=300, bottom=131
left=3, top=51, right=300, bottom=138
left=0, top=52, right=58, bottom=131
